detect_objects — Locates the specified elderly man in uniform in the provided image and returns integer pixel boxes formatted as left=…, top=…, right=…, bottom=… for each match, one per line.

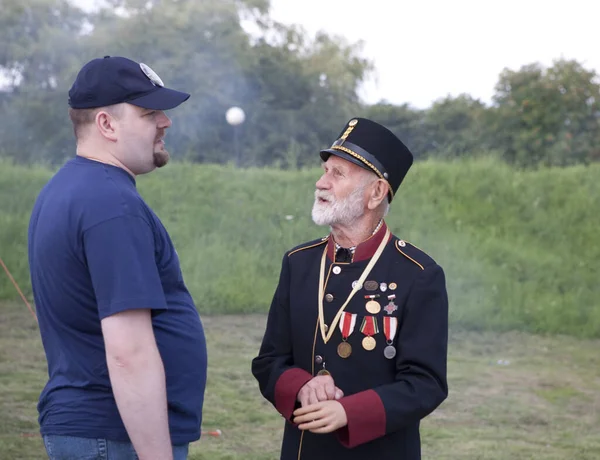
left=251, top=118, right=449, bottom=460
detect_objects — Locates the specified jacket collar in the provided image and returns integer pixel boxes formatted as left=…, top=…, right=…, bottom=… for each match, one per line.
left=326, top=221, right=390, bottom=263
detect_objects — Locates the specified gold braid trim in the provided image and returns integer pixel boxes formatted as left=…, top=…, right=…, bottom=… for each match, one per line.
left=287, top=237, right=328, bottom=257
left=395, top=240, right=425, bottom=270
left=331, top=145, right=394, bottom=200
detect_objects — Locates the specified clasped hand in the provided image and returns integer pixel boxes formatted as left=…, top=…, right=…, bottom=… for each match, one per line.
left=293, top=375, right=347, bottom=433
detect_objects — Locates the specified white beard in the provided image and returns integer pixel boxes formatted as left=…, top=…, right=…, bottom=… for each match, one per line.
left=311, top=184, right=366, bottom=227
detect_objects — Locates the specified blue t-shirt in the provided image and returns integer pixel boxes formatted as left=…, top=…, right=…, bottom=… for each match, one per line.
left=27, top=156, right=207, bottom=444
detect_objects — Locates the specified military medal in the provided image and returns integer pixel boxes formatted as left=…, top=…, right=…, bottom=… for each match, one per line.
left=364, top=294, right=381, bottom=314
left=384, top=346, right=396, bottom=359
left=366, top=300, right=381, bottom=314
left=337, top=341, right=352, bottom=358
left=380, top=282, right=388, bottom=292
left=317, top=228, right=391, bottom=346
left=337, top=312, right=356, bottom=358
left=383, top=316, right=398, bottom=359
left=389, top=282, right=397, bottom=290
left=364, top=280, right=379, bottom=291
left=362, top=336, right=376, bottom=350
left=384, top=294, right=398, bottom=315
left=360, top=316, right=379, bottom=351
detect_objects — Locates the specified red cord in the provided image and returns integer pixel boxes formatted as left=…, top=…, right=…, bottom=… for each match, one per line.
left=0, top=257, right=37, bottom=322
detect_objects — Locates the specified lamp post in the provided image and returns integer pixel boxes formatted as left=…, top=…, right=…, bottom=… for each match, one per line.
left=225, top=106, right=245, bottom=167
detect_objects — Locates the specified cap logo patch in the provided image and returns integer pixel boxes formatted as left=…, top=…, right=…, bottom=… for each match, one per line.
left=140, top=63, right=164, bottom=87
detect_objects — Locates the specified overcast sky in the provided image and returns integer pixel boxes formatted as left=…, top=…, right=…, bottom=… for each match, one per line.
left=74, top=0, right=600, bottom=108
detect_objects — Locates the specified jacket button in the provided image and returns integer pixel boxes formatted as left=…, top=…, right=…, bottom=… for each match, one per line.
left=325, top=293, right=334, bottom=302
left=315, top=355, right=323, bottom=365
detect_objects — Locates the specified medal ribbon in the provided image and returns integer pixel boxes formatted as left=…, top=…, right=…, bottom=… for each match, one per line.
left=339, top=312, right=357, bottom=339
left=318, top=228, right=390, bottom=344
left=360, top=316, right=379, bottom=337
left=383, top=316, right=398, bottom=342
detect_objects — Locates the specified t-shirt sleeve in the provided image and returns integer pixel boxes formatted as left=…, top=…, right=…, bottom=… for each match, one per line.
left=83, top=214, right=168, bottom=319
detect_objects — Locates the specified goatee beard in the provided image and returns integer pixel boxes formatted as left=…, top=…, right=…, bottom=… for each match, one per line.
left=153, top=150, right=170, bottom=168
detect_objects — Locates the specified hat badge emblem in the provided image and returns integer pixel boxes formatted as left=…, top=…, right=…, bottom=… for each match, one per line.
left=140, top=63, right=164, bottom=87
left=340, top=119, right=358, bottom=142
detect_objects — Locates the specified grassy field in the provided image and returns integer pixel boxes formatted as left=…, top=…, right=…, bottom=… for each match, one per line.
left=2, top=157, right=598, bottom=458
left=1, top=158, right=599, bottom=338
left=2, top=301, right=599, bottom=460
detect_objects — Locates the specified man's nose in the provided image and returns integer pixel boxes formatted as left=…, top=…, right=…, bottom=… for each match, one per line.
left=315, top=174, right=330, bottom=190
left=157, top=111, right=172, bottom=128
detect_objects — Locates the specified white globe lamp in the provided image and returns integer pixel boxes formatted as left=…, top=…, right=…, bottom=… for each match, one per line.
left=226, top=106, right=245, bottom=166
left=226, top=106, right=245, bottom=126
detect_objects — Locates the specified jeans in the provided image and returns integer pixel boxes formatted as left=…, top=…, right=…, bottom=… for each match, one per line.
left=42, top=435, right=189, bottom=460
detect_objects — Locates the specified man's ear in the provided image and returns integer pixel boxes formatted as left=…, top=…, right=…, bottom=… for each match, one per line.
left=95, top=110, right=118, bottom=142
left=367, top=179, right=389, bottom=210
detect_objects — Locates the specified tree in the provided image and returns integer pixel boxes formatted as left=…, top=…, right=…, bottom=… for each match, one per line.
left=364, top=103, right=427, bottom=157
left=0, top=0, right=86, bottom=90
left=0, top=0, right=87, bottom=163
left=423, top=94, right=494, bottom=159
left=0, top=0, right=373, bottom=167
left=493, top=59, right=600, bottom=167
left=238, top=28, right=373, bottom=167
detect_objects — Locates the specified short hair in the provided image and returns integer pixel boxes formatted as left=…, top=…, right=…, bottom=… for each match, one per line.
left=68, top=107, right=98, bottom=141
left=380, top=197, right=390, bottom=217
left=68, top=104, right=123, bottom=141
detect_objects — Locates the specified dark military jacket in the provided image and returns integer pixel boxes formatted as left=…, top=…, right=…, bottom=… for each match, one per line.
left=251, top=222, right=449, bottom=460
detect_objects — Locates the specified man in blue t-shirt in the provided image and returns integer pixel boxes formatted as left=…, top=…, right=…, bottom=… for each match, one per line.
left=27, top=56, right=207, bottom=460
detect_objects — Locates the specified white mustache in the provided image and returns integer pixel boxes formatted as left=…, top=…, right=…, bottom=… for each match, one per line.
left=315, top=190, right=334, bottom=202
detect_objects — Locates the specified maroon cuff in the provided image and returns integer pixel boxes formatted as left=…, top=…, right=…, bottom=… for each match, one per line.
left=336, top=389, right=386, bottom=448
left=274, top=368, right=313, bottom=420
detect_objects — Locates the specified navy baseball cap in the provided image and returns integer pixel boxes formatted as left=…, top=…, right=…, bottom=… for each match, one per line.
left=68, top=56, right=190, bottom=110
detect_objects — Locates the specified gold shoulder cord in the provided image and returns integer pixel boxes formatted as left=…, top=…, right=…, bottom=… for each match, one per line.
left=317, top=228, right=391, bottom=344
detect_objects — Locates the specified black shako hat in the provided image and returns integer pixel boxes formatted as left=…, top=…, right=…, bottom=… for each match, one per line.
left=68, top=56, right=190, bottom=110
left=320, top=117, right=414, bottom=202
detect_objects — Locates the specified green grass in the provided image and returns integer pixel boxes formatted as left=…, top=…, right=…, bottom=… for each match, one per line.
left=1, top=157, right=599, bottom=337
left=1, top=301, right=599, bottom=459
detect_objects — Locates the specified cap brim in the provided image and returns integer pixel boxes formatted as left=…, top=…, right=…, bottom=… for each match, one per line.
left=128, top=87, right=190, bottom=110
left=320, top=148, right=372, bottom=173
